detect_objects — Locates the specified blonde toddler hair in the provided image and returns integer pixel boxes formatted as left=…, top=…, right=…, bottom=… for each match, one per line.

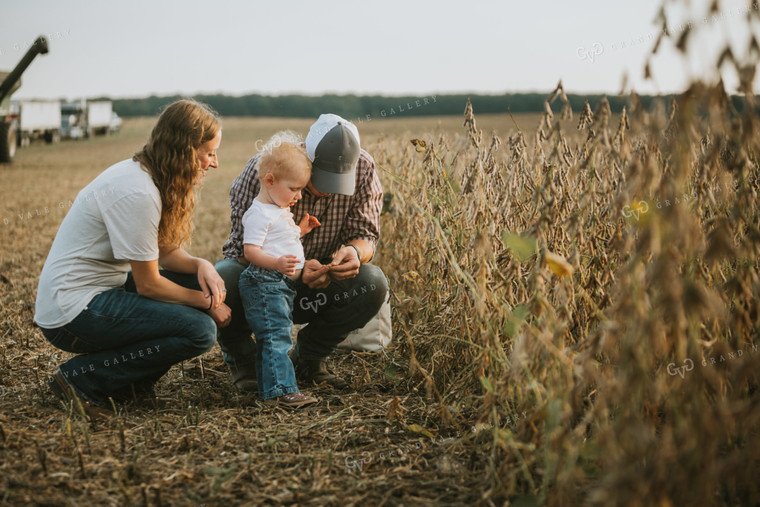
left=258, top=132, right=311, bottom=182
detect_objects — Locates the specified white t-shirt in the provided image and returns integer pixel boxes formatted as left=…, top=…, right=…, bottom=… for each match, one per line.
left=35, top=159, right=162, bottom=328
left=242, top=198, right=305, bottom=270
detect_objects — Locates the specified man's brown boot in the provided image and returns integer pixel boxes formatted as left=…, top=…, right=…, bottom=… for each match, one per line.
left=292, top=353, right=348, bottom=389
left=49, top=371, right=113, bottom=422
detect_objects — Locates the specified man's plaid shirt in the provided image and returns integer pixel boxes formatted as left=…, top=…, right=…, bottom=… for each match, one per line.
left=222, top=149, right=382, bottom=262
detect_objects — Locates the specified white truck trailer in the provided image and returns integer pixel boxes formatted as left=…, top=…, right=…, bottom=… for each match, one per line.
left=61, top=100, right=116, bottom=138
left=17, top=99, right=61, bottom=145
left=86, top=101, right=112, bottom=137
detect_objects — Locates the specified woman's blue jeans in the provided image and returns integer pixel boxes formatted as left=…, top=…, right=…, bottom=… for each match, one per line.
left=238, top=265, right=299, bottom=400
left=39, top=271, right=217, bottom=407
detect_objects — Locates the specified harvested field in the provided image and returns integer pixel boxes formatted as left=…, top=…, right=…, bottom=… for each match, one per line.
left=0, top=113, right=535, bottom=506
left=2, top=87, right=760, bottom=507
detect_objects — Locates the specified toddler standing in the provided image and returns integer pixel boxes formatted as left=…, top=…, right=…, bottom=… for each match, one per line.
left=239, top=137, right=321, bottom=408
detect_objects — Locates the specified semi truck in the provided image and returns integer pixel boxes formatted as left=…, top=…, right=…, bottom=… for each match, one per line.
left=0, top=35, right=49, bottom=163
left=61, top=99, right=119, bottom=139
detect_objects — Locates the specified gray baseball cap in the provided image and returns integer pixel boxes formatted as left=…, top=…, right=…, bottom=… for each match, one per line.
left=305, top=114, right=360, bottom=195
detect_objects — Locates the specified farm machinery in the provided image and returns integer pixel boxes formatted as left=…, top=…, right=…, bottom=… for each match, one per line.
left=0, top=35, right=50, bottom=163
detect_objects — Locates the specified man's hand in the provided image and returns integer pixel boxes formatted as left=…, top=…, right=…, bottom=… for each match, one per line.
left=276, top=255, right=300, bottom=276
left=301, top=259, right=331, bottom=289
left=298, top=213, right=321, bottom=237
left=197, top=259, right=226, bottom=309
left=329, top=246, right=361, bottom=281
left=207, top=301, right=232, bottom=327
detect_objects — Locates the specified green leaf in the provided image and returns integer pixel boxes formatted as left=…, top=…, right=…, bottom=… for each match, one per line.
left=479, top=376, right=496, bottom=393
left=405, top=423, right=436, bottom=438
left=384, top=363, right=402, bottom=384
left=502, top=231, right=538, bottom=262
left=504, top=303, right=530, bottom=337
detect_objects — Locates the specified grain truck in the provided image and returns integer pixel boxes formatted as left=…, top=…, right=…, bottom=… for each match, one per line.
left=60, top=99, right=117, bottom=139
left=16, top=99, right=61, bottom=145
left=0, top=35, right=49, bottom=163
left=85, top=100, right=112, bottom=137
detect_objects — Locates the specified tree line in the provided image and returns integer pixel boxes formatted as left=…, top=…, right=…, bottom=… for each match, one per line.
left=107, top=92, right=752, bottom=119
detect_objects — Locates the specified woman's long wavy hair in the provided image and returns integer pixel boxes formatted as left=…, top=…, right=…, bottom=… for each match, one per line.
left=133, top=99, right=220, bottom=248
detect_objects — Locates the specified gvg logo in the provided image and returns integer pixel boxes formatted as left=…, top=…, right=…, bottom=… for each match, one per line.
left=298, top=283, right=379, bottom=313
left=666, top=343, right=758, bottom=380
left=345, top=452, right=373, bottom=472
left=622, top=200, right=650, bottom=221
left=299, top=293, right=327, bottom=313
left=577, top=43, right=604, bottom=63
left=667, top=358, right=694, bottom=378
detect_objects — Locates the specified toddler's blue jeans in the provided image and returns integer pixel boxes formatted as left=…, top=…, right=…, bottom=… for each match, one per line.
left=238, top=265, right=299, bottom=400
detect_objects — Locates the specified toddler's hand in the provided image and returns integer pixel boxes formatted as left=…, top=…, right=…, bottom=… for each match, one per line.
left=276, top=255, right=300, bottom=276
left=299, top=213, right=322, bottom=237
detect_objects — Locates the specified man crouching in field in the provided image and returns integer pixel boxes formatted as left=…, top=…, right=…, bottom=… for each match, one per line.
left=215, top=114, right=388, bottom=392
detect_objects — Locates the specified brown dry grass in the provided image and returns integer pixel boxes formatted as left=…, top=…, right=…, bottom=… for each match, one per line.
left=374, top=84, right=760, bottom=504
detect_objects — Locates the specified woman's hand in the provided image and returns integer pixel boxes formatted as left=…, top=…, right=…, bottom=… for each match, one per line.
left=207, top=301, right=232, bottom=327
left=196, top=259, right=226, bottom=309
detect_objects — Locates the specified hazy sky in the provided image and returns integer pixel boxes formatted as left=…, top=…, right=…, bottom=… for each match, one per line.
left=1, top=0, right=758, bottom=101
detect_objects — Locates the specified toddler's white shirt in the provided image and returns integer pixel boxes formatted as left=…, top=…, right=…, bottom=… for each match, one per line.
left=242, top=198, right=305, bottom=269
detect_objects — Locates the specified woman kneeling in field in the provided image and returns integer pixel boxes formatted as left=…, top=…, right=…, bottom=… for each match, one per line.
left=34, top=99, right=231, bottom=419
